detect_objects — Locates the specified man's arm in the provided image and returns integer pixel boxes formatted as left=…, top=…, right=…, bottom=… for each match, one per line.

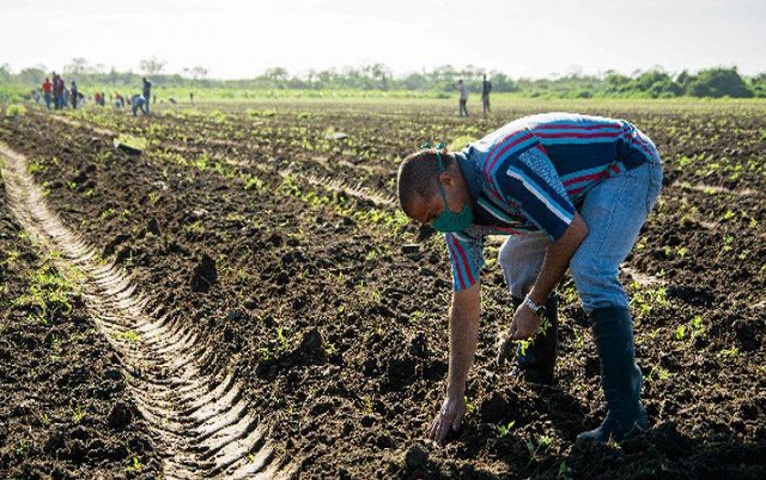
left=429, top=281, right=480, bottom=445
left=447, top=281, right=481, bottom=396
left=510, top=212, right=588, bottom=339
left=529, top=212, right=588, bottom=305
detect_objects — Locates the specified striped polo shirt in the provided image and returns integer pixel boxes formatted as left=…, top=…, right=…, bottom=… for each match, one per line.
left=445, top=112, right=661, bottom=292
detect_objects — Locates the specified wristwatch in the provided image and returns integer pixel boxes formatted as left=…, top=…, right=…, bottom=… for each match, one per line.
left=523, top=295, right=546, bottom=316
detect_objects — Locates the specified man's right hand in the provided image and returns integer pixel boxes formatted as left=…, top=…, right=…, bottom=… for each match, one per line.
left=428, top=393, right=466, bottom=446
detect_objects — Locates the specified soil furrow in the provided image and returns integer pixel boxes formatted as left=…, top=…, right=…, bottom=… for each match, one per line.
left=48, top=113, right=398, bottom=209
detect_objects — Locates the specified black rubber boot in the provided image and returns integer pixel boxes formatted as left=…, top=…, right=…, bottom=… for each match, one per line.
left=514, top=295, right=558, bottom=385
left=577, top=307, right=648, bottom=443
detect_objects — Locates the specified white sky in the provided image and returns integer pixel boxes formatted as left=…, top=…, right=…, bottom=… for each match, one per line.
left=1, top=0, right=764, bottom=79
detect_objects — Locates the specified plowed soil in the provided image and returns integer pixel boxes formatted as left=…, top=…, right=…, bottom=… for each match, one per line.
left=1, top=100, right=764, bottom=479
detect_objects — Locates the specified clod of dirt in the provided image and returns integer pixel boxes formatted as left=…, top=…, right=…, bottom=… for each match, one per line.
left=190, top=254, right=217, bottom=292
left=69, top=425, right=90, bottom=441
left=77, top=179, right=96, bottom=193
left=384, top=356, right=416, bottom=390
left=184, top=208, right=208, bottom=222
left=113, top=139, right=142, bottom=155
left=362, top=358, right=379, bottom=377
left=13, top=399, right=34, bottom=416
left=72, top=170, right=88, bottom=184
left=276, top=271, right=290, bottom=285
left=416, top=225, right=436, bottom=242
left=401, top=244, right=420, bottom=255
left=243, top=297, right=258, bottom=310
left=376, top=434, right=394, bottom=449
left=733, top=317, right=764, bottom=352
left=107, top=400, right=136, bottom=430
left=666, top=284, right=714, bottom=307
left=408, top=334, right=429, bottom=358
left=43, top=430, right=67, bottom=454
left=403, top=442, right=429, bottom=470
left=267, top=233, right=283, bottom=247
left=103, top=233, right=131, bottom=257
left=295, top=328, right=327, bottom=364
left=165, top=240, right=190, bottom=256
left=480, top=391, right=511, bottom=424
left=418, top=267, right=435, bottom=278
left=310, top=401, right=334, bottom=416
left=262, top=328, right=327, bottom=375
left=147, top=218, right=161, bottom=236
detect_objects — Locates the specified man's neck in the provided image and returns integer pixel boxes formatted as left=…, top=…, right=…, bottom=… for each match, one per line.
left=454, top=152, right=480, bottom=206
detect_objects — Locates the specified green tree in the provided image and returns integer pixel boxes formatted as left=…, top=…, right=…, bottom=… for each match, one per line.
left=264, top=67, right=289, bottom=87
left=63, top=57, right=89, bottom=76
left=18, top=67, right=47, bottom=85
left=687, top=67, right=753, bottom=98
left=0, top=63, right=12, bottom=82
left=139, top=56, right=167, bottom=75
left=749, top=73, right=766, bottom=98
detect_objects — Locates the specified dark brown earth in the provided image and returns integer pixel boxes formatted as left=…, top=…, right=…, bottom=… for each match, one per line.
left=1, top=100, right=765, bottom=479
left=0, top=157, right=161, bottom=478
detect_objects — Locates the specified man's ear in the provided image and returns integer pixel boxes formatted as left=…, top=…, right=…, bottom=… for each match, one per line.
left=438, top=170, right=454, bottom=187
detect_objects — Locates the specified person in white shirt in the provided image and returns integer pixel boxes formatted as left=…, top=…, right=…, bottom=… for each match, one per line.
left=456, top=79, right=469, bottom=117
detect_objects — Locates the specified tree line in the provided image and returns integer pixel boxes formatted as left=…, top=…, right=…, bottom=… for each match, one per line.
left=2, top=59, right=765, bottom=99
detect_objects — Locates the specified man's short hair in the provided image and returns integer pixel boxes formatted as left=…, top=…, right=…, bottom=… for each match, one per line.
left=397, top=149, right=455, bottom=214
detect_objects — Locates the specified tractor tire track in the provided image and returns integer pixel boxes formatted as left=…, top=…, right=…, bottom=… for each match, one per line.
left=0, top=142, right=293, bottom=480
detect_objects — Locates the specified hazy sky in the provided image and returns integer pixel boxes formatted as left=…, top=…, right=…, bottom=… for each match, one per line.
left=1, top=0, right=764, bottom=79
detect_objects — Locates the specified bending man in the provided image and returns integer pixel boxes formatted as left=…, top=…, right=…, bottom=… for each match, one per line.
left=396, top=112, right=663, bottom=445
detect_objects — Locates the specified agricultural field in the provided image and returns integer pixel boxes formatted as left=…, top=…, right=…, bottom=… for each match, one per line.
left=0, top=98, right=764, bottom=479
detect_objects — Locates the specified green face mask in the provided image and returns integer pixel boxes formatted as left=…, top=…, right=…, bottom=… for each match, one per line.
left=431, top=150, right=473, bottom=233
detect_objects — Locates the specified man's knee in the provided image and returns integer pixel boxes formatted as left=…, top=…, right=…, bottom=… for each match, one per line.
left=498, top=237, right=546, bottom=297
left=497, top=239, right=514, bottom=274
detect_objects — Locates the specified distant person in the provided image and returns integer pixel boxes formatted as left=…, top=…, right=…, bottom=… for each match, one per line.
left=42, top=77, right=53, bottom=110
left=190, top=91, right=194, bottom=104
left=114, top=92, right=125, bottom=108
left=70, top=80, right=79, bottom=109
left=482, top=74, right=492, bottom=117
left=131, top=94, right=147, bottom=116
left=53, top=73, right=65, bottom=110
left=142, top=77, right=152, bottom=114
left=456, top=79, right=468, bottom=117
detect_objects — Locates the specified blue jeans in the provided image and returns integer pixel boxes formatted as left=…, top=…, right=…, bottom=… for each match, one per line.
left=499, top=153, right=663, bottom=313
left=132, top=99, right=146, bottom=116
left=144, top=94, right=150, bottom=114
